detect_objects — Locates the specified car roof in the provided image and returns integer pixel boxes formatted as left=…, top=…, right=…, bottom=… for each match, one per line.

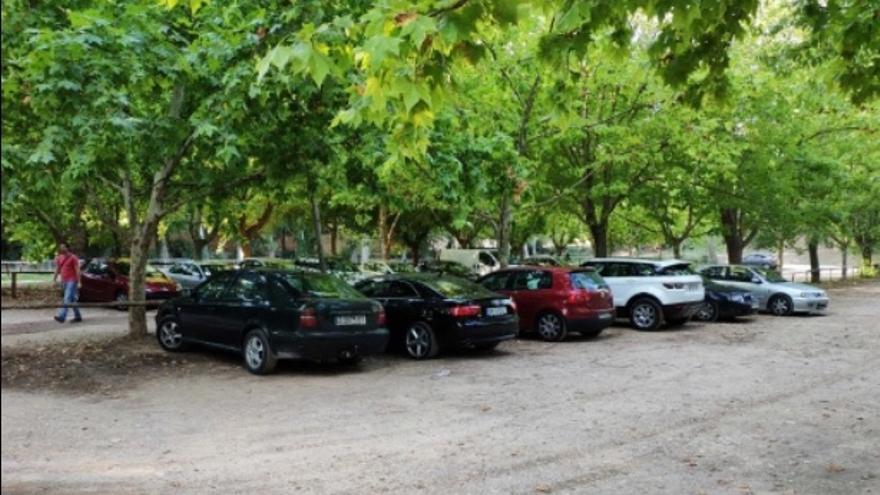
left=583, top=258, right=691, bottom=268
left=494, top=265, right=593, bottom=273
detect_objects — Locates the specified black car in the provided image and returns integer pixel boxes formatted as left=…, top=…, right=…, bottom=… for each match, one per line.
left=694, top=278, right=757, bottom=322
left=155, top=269, right=390, bottom=374
left=354, top=274, right=518, bottom=359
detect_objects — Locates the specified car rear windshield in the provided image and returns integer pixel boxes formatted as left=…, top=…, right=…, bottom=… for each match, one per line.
left=657, top=263, right=695, bottom=276
left=419, top=276, right=496, bottom=299
left=569, top=270, right=607, bottom=290
left=279, top=272, right=365, bottom=299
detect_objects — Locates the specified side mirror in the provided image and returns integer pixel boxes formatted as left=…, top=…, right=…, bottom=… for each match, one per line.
left=751, top=277, right=762, bottom=284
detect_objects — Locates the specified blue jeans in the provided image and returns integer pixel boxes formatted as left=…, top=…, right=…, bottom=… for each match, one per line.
left=57, top=281, right=82, bottom=321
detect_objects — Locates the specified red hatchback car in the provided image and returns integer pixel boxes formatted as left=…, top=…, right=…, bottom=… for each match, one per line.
left=478, top=266, right=614, bottom=341
left=80, top=258, right=180, bottom=304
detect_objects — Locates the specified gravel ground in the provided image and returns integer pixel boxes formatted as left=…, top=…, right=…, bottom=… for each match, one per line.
left=1, top=281, right=878, bottom=494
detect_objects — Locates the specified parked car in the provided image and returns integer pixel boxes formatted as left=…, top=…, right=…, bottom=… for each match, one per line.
left=419, top=259, right=476, bottom=279
left=151, top=258, right=208, bottom=290
left=354, top=274, right=518, bottom=359
left=80, top=258, right=180, bottom=304
left=520, top=255, right=562, bottom=267
left=693, top=278, right=759, bottom=322
left=155, top=269, right=390, bottom=374
left=742, top=253, right=778, bottom=271
left=698, top=264, right=829, bottom=316
left=197, top=260, right=237, bottom=278
left=438, top=249, right=499, bottom=277
left=578, top=258, right=705, bottom=330
left=477, top=266, right=614, bottom=341
left=239, top=257, right=298, bottom=270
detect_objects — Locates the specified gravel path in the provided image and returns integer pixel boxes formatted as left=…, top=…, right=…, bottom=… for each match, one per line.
left=2, top=281, right=878, bottom=494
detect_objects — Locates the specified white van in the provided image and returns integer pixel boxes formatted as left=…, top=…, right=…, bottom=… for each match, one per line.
left=438, top=249, right=499, bottom=276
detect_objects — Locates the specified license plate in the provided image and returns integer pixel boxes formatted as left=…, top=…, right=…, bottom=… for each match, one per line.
left=335, top=315, right=366, bottom=326
left=485, top=307, right=507, bottom=317
left=599, top=312, right=613, bottom=319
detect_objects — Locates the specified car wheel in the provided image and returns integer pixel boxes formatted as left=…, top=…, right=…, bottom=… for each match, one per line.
left=769, top=294, right=793, bottom=316
left=114, top=290, right=128, bottom=311
left=694, top=301, right=719, bottom=322
left=242, top=329, right=277, bottom=375
left=405, top=321, right=439, bottom=359
left=629, top=298, right=662, bottom=331
left=157, top=317, right=187, bottom=352
left=536, top=313, right=567, bottom=342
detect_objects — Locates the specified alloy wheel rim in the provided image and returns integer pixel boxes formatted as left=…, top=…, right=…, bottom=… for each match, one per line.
left=245, top=336, right=265, bottom=369
left=160, top=321, right=181, bottom=348
left=697, top=303, right=715, bottom=321
left=772, top=298, right=789, bottom=315
left=406, top=326, right=430, bottom=358
left=538, top=315, right=561, bottom=340
left=117, top=292, right=128, bottom=302
left=633, top=304, right=657, bottom=328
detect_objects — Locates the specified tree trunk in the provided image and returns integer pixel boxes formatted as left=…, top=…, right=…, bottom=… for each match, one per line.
left=310, top=194, right=326, bottom=272
left=776, top=240, right=785, bottom=272
left=588, top=223, right=609, bottom=258
left=378, top=205, right=388, bottom=259
left=720, top=208, right=745, bottom=264
left=408, top=241, right=422, bottom=266
left=671, top=239, right=683, bottom=260
left=862, top=246, right=873, bottom=270
left=497, top=195, right=512, bottom=268
left=808, top=238, right=820, bottom=283
left=330, top=222, right=338, bottom=256
left=240, top=241, right=254, bottom=258
left=193, top=238, right=208, bottom=260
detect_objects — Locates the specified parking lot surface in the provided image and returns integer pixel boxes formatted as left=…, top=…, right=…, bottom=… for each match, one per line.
left=2, top=281, right=878, bottom=494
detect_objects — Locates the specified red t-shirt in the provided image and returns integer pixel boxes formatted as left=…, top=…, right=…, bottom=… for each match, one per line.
left=55, top=254, right=79, bottom=283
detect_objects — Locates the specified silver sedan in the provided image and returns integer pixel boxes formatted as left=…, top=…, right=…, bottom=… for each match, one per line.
left=698, top=265, right=829, bottom=316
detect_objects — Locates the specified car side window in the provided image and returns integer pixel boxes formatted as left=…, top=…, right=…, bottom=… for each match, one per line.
left=702, top=266, right=724, bottom=279
left=511, top=271, right=551, bottom=291
left=729, top=266, right=753, bottom=282
left=269, top=278, right=297, bottom=307
left=355, top=280, right=379, bottom=297
left=225, top=272, right=269, bottom=303
left=478, top=252, right=496, bottom=267
left=635, top=264, right=655, bottom=276
left=481, top=272, right=509, bottom=291
left=196, top=273, right=234, bottom=301
left=387, top=281, right=418, bottom=298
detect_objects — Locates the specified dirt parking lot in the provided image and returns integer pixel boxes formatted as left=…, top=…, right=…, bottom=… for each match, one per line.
left=2, top=281, right=879, bottom=494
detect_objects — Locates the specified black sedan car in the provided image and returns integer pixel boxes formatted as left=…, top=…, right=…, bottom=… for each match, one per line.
left=694, top=278, right=758, bottom=322
left=155, top=269, right=389, bottom=374
left=355, top=274, right=518, bottom=359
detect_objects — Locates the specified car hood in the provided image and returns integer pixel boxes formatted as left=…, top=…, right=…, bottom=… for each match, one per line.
left=773, top=282, right=825, bottom=294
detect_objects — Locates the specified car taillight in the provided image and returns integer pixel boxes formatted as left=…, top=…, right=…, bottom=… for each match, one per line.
left=300, top=308, right=318, bottom=329
left=508, top=300, right=517, bottom=313
left=566, top=290, right=591, bottom=304
left=446, top=304, right=481, bottom=318
left=377, top=309, right=386, bottom=327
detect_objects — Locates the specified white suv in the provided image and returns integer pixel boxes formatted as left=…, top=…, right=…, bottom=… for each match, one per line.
left=579, top=258, right=705, bottom=330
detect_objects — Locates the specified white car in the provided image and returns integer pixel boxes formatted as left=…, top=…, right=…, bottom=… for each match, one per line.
left=579, top=258, right=705, bottom=330
left=698, top=264, right=829, bottom=316
left=438, top=249, right=499, bottom=277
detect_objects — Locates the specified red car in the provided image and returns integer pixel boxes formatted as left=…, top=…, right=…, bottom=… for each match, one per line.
left=80, top=258, right=181, bottom=304
left=478, top=266, right=614, bottom=341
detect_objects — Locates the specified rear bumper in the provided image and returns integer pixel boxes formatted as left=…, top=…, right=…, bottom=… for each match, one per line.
left=718, top=300, right=757, bottom=318
left=662, top=302, right=703, bottom=320
left=271, top=328, right=390, bottom=361
left=450, top=317, right=519, bottom=347
left=792, top=297, right=829, bottom=314
left=566, top=310, right=615, bottom=333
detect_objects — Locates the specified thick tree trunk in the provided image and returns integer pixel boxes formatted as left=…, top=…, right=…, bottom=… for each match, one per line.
left=671, top=240, right=683, bottom=260
left=776, top=240, right=785, bottom=272
left=192, top=238, right=208, bottom=260
left=497, top=195, right=512, bottom=268
left=408, top=241, right=422, bottom=266
left=330, top=222, right=338, bottom=256
left=720, top=209, right=745, bottom=264
left=808, top=238, right=820, bottom=283
left=588, top=223, right=609, bottom=258
left=128, top=226, right=157, bottom=338
left=310, top=194, right=326, bottom=272
left=240, top=241, right=254, bottom=258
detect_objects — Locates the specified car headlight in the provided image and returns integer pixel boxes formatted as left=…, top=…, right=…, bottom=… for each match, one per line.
left=729, top=294, right=744, bottom=303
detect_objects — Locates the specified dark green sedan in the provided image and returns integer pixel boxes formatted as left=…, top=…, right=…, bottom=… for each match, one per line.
left=155, top=269, right=389, bottom=375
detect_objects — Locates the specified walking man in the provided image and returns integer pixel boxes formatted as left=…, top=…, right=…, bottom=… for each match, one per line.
left=53, top=242, right=82, bottom=323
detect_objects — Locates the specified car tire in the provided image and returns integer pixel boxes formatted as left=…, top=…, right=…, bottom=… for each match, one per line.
left=242, top=329, right=277, bottom=375
left=114, top=290, right=128, bottom=311
left=405, top=321, right=440, bottom=359
left=157, top=317, right=187, bottom=352
left=694, top=301, right=719, bottom=322
left=628, top=298, right=662, bottom=331
left=535, top=312, right=567, bottom=342
left=769, top=294, right=793, bottom=316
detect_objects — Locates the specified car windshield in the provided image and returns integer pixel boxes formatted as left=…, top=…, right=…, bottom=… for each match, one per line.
left=419, top=276, right=496, bottom=299
left=658, top=263, right=695, bottom=275
left=277, top=272, right=364, bottom=299
left=755, top=268, right=786, bottom=283
left=115, top=262, right=164, bottom=278
left=569, top=270, right=607, bottom=289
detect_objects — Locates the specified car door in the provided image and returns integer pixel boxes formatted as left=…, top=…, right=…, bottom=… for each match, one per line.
left=212, top=272, right=271, bottom=348
left=729, top=266, right=771, bottom=306
left=508, top=270, right=551, bottom=330
left=379, top=281, right=425, bottom=336
left=179, top=272, right=235, bottom=344
left=81, top=260, right=116, bottom=302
